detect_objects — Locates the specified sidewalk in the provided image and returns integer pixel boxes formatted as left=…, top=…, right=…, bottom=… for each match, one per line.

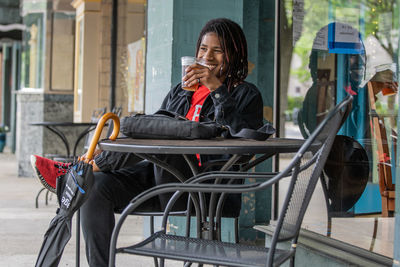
left=0, top=151, right=161, bottom=266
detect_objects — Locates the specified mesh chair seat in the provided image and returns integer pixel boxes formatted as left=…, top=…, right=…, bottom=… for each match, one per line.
left=119, top=231, right=292, bottom=267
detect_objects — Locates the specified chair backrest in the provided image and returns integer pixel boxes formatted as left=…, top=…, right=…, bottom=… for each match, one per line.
left=106, top=106, right=123, bottom=137
left=91, top=107, right=107, bottom=122
left=267, top=95, right=353, bottom=264
left=111, top=106, right=123, bottom=117
left=83, top=107, right=122, bottom=152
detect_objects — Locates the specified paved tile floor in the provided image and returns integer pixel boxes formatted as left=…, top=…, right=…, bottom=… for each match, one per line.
left=0, top=151, right=181, bottom=267
left=1, top=149, right=393, bottom=266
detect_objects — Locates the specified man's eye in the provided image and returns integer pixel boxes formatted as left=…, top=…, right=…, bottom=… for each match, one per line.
left=200, top=47, right=207, bottom=51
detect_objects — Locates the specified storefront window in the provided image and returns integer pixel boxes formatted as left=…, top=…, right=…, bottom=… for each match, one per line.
left=50, top=12, right=75, bottom=91
left=21, top=12, right=44, bottom=89
left=279, top=0, right=398, bottom=257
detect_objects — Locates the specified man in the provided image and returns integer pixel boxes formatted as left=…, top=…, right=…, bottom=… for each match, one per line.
left=32, top=18, right=264, bottom=266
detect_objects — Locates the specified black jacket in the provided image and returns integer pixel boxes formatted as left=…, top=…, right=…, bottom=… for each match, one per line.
left=95, top=81, right=264, bottom=171
left=94, top=81, right=264, bottom=215
left=161, top=82, right=264, bottom=131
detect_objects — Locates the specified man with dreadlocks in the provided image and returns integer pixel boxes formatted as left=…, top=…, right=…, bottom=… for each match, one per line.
left=31, top=18, right=264, bottom=266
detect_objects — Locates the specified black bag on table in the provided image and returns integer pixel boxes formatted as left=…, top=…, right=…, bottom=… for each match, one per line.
left=121, top=109, right=275, bottom=141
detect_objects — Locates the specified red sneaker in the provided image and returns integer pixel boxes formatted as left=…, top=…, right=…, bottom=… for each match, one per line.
left=30, top=155, right=71, bottom=194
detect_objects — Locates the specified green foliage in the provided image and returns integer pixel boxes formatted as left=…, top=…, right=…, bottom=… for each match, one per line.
left=0, top=125, right=9, bottom=133
left=375, top=101, right=398, bottom=116
left=290, top=0, right=330, bottom=85
left=287, top=96, right=304, bottom=111
left=289, top=0, right=399, bottom=86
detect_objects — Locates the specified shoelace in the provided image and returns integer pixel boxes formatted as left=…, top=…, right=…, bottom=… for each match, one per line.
left=54, top=163, right=71, bottom=175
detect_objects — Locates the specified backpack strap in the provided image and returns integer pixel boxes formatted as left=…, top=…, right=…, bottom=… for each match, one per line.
left=226, top=123, right=275, bottom=141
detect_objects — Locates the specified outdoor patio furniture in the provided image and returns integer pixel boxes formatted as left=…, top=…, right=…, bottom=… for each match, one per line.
left=42, top=107, right=107, bottom=161
left=107, top=95, right=353, bottom=267
left=99, top=137, right=310, bottom=247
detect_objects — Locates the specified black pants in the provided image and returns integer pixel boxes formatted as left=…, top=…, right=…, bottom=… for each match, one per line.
left=80, top=154, right=194, bottom=267
left=80, top=160, right=157, bottom=267
left=80, top=154, right=241, bottom=267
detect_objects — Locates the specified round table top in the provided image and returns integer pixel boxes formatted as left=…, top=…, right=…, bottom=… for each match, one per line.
left=99, top=137, right=306, bottom=155
left=30, top=122, right=97, bottom=127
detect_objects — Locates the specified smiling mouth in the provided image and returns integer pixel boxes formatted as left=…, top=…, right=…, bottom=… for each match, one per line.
left=203, top=64, right=217, bottom=71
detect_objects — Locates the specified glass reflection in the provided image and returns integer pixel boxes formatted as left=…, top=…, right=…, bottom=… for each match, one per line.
left=298, top=22, right=370, bottom=218
left=280, top=1, right=398, bottom=255
left=21, top=13, right=44, bottom=89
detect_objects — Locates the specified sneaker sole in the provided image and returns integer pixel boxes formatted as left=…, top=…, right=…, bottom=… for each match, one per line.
left=30, top=155, right=57, bottom=194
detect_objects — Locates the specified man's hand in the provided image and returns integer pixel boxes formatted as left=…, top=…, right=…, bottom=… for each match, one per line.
left=79, top=148, right=102, bottom=172
left=81, top=148, right=102, bottom=159
left=183, top=63, right=222, bottom=92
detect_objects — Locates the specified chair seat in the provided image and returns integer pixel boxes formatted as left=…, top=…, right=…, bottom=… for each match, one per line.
left=118, top=231, right=292, bottom=267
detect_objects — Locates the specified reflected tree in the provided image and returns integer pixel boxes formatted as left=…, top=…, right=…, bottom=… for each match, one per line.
left=280, top=0, right=399, bottom=136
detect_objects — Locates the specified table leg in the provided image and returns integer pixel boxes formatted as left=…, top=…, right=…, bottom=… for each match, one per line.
left=76, top=209, right=80, bottom=267
left=207, top=154, right=242, bottom=239
left=213, top=153, right=278, bottom=241
left=241, top=151, right=276, bottom=171
left=138, top=153, right=204, bottom=240
left=182, top=154, right=199, bottom=175
left=45, top=126, right=71, bottom=157
left=72, top=126, right=96, bottom=157
left=35, top=188, right=46, bottom=209
left=182, top=155, right=208, bottom=222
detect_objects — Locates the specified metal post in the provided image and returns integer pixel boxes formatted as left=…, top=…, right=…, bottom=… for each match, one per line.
left=272, top=0, right=281, bottom=221
left=109, top=0, right=118, bottom=110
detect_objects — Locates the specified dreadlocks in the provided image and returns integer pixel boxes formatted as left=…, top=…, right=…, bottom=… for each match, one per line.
left=196, top=18, right=248, bottom=92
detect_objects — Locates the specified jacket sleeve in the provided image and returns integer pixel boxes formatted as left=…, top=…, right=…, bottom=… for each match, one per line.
left=210, top=83, right=264, bottom=132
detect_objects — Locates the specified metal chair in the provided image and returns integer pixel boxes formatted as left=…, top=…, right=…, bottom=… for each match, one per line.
left=108, top=95, right=353, bottom=267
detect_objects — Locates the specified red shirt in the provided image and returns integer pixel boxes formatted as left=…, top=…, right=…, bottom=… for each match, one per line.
left=185, top=85, right=210, bottom=121
left=185, top=85, right=210, bottom=166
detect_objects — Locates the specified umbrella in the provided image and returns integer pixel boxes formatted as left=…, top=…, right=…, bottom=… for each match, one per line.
left=35, top=112, right=120, bottom=267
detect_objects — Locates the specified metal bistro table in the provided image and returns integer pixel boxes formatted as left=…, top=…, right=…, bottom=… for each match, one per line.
left=99, top=137, right=306, bottom=240
left=98, top=137, right=305, bottom=174
left=30, top=121, right=98, bottom=158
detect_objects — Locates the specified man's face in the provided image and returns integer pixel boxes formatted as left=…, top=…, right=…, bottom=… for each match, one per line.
left=197, top=32, right=227, bottom=82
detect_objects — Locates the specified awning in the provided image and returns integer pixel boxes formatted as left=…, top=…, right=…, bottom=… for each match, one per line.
left=0, top=23, right=25, bottom=40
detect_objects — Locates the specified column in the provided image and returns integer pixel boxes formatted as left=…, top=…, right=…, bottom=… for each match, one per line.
left=145, top=0, right=276, bottom=242
left=71, top=0, right=102, bottom=122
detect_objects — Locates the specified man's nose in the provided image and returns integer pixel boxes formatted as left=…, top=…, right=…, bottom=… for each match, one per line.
left=204, top=50, right=214, bottom=60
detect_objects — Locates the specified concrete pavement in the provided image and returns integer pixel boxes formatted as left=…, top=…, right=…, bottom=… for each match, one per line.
left=0, top=151, right=179, bottom=267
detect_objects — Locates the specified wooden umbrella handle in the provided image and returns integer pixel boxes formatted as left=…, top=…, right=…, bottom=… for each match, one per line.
left=85, top=112, right=120, bottom=162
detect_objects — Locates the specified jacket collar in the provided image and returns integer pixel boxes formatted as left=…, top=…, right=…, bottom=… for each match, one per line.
left=178, top=89, right=193, bottom=97
left=177, top=83, right=194, bottom=97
